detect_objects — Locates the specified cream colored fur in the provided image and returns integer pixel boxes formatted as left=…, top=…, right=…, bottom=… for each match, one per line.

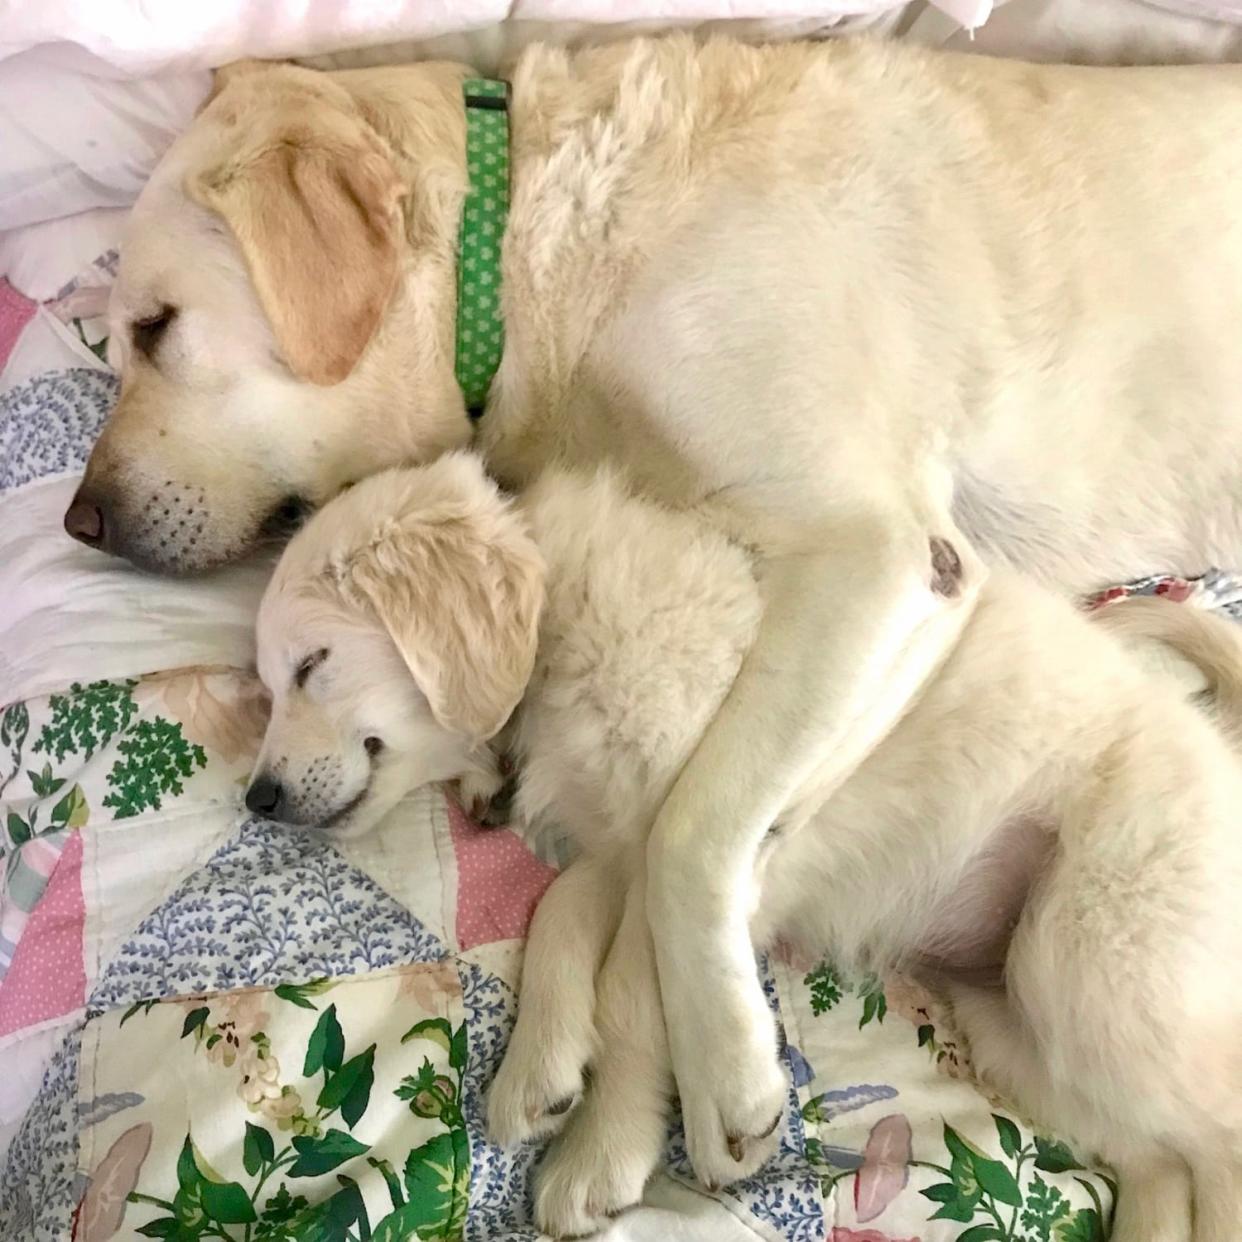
left=257, top=457, right=1242, bottom=1239
left=251, top=455, right=540, bottom=836
left=83, top=34, right=1242, bottom=1204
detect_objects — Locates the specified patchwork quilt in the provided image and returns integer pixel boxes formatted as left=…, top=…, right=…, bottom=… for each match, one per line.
left=4, top=270, right=1239, bottom=1242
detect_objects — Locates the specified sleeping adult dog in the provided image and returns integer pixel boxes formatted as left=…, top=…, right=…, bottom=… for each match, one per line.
left=67, top=34, right=1242, bottom=1206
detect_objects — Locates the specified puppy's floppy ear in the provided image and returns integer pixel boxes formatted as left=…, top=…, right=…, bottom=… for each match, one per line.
left=342, top=488, right=545, bottom=744
left=186, top=88, right=404, bottom=386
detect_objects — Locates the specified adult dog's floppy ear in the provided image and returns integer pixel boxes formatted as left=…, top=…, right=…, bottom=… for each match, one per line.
left=186, top=94, right=404, bottom=386
left=200, top=59, right=268, bottom=113
left=342, top=484, right=545, bottom=744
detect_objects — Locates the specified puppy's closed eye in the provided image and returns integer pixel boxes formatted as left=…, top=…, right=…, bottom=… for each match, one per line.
left=294, top=647, right=330, bottom=689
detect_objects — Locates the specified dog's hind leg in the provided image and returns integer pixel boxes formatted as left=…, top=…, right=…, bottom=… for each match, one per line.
left=1109, top=1153, right=1192, bottom=1242
left=1189, top=1156, right=1242, bottom=1242
left=487, top=851, right=625, bottom=1146
left=946, top=982, right=1043, bottom=1102
left=535, top=864, right=672, bottom=1238
left=951, top=984, right=1194, bottom=1241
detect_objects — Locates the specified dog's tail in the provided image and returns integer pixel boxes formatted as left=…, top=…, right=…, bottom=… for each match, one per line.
left=1092, top=594, right=1242, bottom=756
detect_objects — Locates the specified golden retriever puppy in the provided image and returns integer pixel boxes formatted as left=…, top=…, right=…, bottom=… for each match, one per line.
left=72, top=42, right=1242, bottom=1189
left=248, top=455, right=541, bottom=834
left=253, top=453, right=1242, bottom=1240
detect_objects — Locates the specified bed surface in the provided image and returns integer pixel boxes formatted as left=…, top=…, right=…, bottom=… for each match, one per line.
left=5, top=4, right=1242, bottom=1239
left=10, top=209, right=1234, bottom=1242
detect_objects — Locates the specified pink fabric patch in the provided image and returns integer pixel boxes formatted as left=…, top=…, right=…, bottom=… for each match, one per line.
left=0, top=831, right=85, bottom=1037
left=448, top=801, right=558, bottom=951
left=830, top=1231, right=921, bottom=1242
left=0, top=279, right=37, bottom=371
left=0, top=834, right=65, bottom=968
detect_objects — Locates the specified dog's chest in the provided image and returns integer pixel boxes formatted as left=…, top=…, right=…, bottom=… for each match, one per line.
left=487, top=378, right=716, bottom=512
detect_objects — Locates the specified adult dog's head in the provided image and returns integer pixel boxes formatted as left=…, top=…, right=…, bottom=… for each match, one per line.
left=66, top=59, right=472, bottom=573
left=249, top=453, right=543, bottom=839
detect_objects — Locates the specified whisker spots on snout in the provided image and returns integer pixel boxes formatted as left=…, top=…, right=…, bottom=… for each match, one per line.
left=137, top=480, right=210, bottom=564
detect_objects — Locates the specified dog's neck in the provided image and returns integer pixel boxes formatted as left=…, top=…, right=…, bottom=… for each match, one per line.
left=356, top=39, right=736, bottom=491
left=357, top=53, right=617, bottom=485
left=332, top=64, right=481, bottom=475
left=480, top=41, right=709, bottom=489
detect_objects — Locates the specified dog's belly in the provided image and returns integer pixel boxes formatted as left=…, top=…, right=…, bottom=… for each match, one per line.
left=910, top=813, right=1056, bottom=988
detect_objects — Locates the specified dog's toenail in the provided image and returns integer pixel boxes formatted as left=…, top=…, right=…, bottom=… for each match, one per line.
left=546, top=1095, right=575, bottom=1116
left=727, top=1135, right=746, bottom=1162
left=759, top=1111, right=782, bottom=1138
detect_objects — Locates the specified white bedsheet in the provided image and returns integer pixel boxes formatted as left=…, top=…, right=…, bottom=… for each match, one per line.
left=0, top=1, right=984, bottom=76
left=7, top=0, right=1242, bottom=81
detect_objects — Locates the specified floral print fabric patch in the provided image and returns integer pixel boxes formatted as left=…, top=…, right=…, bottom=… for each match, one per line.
left=77, top=966, right=470, bottom=1242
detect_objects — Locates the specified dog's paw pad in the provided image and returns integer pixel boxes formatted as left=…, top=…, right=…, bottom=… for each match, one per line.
left=487, top=1053, right=585, bottom=1147
left=681, top=1058, right=788, bottom=1190
left=535, top=1124, right=652, bottom=1238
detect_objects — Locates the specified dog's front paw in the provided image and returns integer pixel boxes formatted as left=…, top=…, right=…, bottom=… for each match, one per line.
left=487, top=1034, right=585, bottom=1148
left=678, top=1033, right=787, bottom=1191
left=535, top=1108, right=658, bottom=1238
left=476, top=771, right=518, bottom=828
left=453, top=766, right=508, bottom=824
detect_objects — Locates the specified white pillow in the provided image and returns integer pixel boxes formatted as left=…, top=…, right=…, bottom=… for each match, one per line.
left=0, top=207, right=127, bottom=301
left=0, top=51, right=209, bottom=231
left=910, top=0, right=1242, bottom=61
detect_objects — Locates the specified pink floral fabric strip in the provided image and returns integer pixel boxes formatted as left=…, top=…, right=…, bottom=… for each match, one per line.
left=0, top=280, right=36, bottom=373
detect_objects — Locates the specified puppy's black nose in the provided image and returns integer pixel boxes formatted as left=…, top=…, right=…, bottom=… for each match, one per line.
left=245, top=774, right=286, bottom=820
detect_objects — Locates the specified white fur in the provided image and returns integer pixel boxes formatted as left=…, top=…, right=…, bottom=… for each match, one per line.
left=89, top=38, right=1242, bottom=1199
left=258, top=456, right=1242, bottom=1238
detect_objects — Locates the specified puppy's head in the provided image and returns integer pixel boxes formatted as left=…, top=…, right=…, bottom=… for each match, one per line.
left=66, top=59, right=471, bottom=574
left=249, top=453, right=543, bottom=838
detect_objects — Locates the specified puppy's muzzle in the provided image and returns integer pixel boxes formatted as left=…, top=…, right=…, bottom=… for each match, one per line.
left=245, top=772, right=288, bottom=821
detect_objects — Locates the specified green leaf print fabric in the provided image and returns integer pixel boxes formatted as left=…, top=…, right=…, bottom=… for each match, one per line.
left=77, top=966, right=471, bottom=1242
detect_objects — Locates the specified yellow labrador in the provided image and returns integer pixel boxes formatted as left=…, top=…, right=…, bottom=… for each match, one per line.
left=69, top=35, right=1242, bottom=1202
left=254, top=454, right=1242, bottom=1239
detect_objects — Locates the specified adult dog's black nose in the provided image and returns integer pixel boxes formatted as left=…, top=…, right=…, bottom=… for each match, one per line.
left=245, top=774, right=287, bottom=820
left=64, top=493, right=107, bottom=549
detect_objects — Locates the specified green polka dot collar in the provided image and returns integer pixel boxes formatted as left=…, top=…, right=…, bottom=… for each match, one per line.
left=456, top=78, right=510, bottom=419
